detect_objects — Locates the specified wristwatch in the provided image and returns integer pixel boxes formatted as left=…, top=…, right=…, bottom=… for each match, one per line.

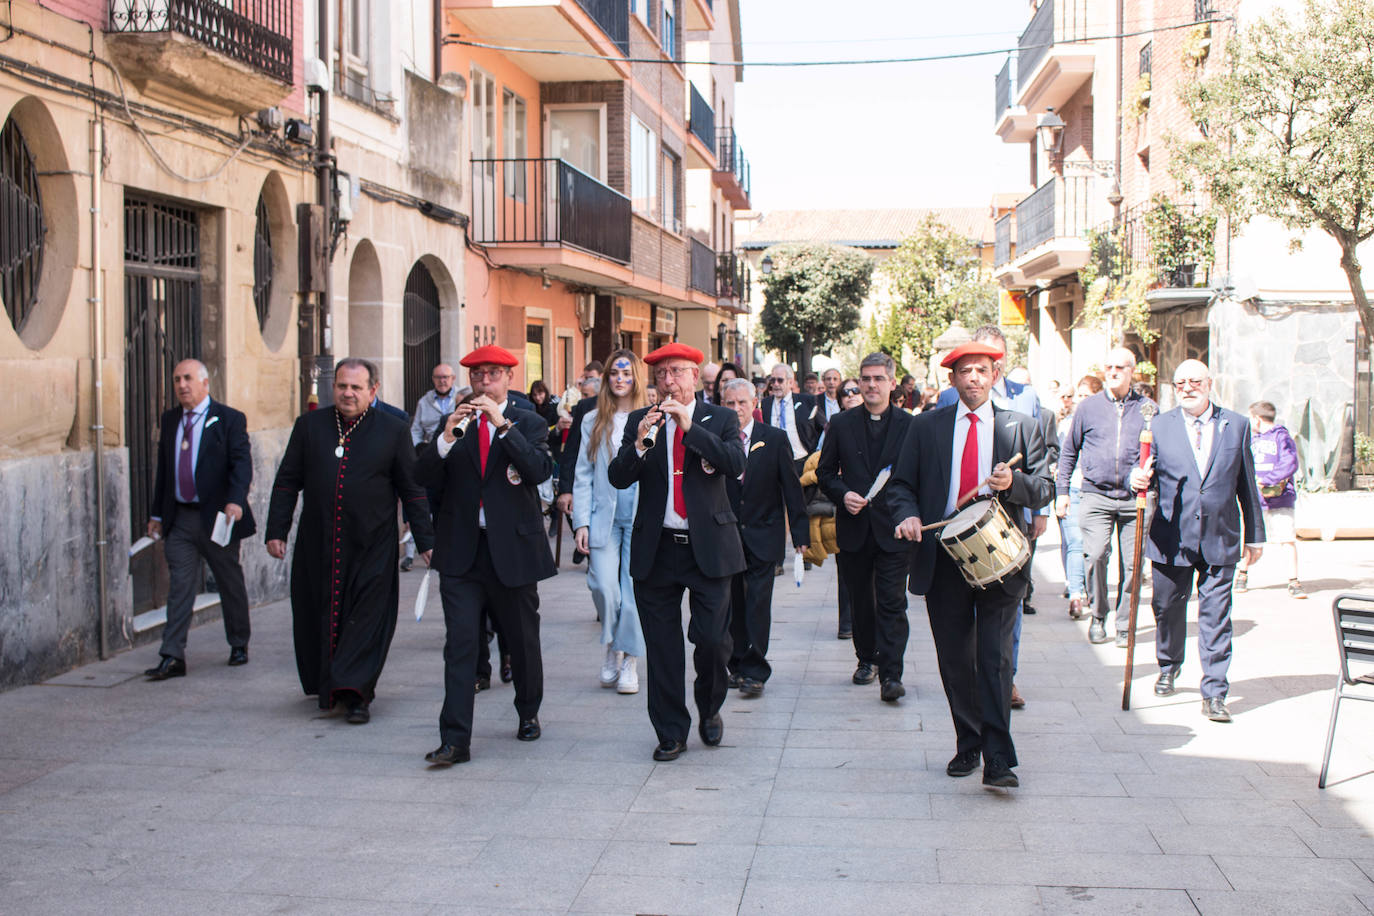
left=496, top=419, right=513, bottom=436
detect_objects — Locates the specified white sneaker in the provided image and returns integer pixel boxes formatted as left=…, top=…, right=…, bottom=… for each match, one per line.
left=617, top=655, right=639, bottom=694
left=600, top=644, right=621, bottom=687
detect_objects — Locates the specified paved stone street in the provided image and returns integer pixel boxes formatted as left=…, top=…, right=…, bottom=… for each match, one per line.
left=5, top=526, right=1374, bottom=914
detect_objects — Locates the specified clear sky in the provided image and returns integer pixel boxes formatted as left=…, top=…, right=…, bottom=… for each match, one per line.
left=732, top=0, right=1035, bottom=211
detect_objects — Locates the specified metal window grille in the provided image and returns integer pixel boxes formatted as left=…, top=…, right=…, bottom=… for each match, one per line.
left=1, top=117, right=46, bottom=336
left=1139, top=41, right=1152, bottom=76
left=403, top=262, right=441, bottom=414
left=1194, top=0, right=1214, bottom=21
left=253, top=194, right=273, bottom=331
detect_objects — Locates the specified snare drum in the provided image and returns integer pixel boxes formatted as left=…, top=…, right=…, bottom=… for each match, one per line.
left=938, top=499, right=1030, bottom=588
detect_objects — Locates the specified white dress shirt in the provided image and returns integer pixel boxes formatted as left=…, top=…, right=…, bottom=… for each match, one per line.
left=945, top=398, right=995, bottom=518
left=175, top=394, right=212, bottom=504
left=823, top=395, right=842, bottom=421
left=1187, top=403, right=1216, bottom=476
left=773, top=395, right=807, bottom=460
left=437, top=400, right=509, bottom=528
left=656, top=398, right=699, bottom=530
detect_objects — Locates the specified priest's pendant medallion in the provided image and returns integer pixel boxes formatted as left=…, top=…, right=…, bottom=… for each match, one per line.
left=335, top=445, right=344, bottom=458
left=181, top=441, right=189, bottom=451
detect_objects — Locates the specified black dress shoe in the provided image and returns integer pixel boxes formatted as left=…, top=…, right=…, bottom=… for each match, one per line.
left=880, top=679, right=906, bottom=702
left=1154, top=669, right=1178, bottom=697
left=852, top=663, right=878, bottom=685
left=474, top=676, right=491, bottom=693
left=144, top=656, right=186, bottom=680
left=837, top=629, right=853, bottom=640
left=345, top=702, right=370, bottom=725
left=500, top=654, right=513, bottom=684
left=698, top=713, right=724, bottom=746
left=982, top=755, right=1019, bottom=788
left=399, top=556, right=414, bottom=572
left=727, top=672, right=743, bottom=689
left=227, top=647, right=248, bottom=666
left=425, top=744, right=471, bottom=766
left=653, top=739, right=686, bottom=761
left=517, top=717, right=541, bottom=741
left=1022, top=602, right=1037, bottom=615
left=1202, top=696, right=1232, bottom=722
left=739, top=678, right=764, bottom=698
left=946, top=749, right=981, bottom=777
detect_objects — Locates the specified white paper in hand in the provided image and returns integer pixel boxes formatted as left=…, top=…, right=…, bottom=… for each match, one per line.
left=129, top=536, right=156, bottom=558
left=863, top=465, right=892, bottom=502
left=399, top=529, right=414, bottom=547
left=794, top=552, right=805, bottom=588
left=414, top=570, right=433, bottom=621
left=210, top=512, right=235, bottom=547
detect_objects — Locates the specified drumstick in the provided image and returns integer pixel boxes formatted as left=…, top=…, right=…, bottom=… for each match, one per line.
left=897, top=453, right=1024, bottom=539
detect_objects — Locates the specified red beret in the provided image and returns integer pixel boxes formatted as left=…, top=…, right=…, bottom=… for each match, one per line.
left=459, top=345, right=518, bottom=368
left=941, top=340, right=1004, bottom=370
left=644, top=342, right=705, bottom=365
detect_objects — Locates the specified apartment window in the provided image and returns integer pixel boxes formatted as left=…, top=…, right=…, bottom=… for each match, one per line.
left=548, top=105, right=605, bottom=180
left=471, top=67, right=496, bottom=159
left=662, top=0, right=676, bottom=57
left=632, top=0, right=647, bottom=25
left=502, top=88, right=527, bottom=198
left=631, top=115, right=656, bottom=217
left=0, top=116, right=44, bottom=337
left=339, top=0, right=370, bottom=103
left=661, top=147, right=680, bottom=233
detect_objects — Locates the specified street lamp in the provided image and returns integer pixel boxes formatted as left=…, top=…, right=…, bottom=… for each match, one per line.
left=717, top=321, right=727, bottom=361
left=759, top=254, right=773, bottom=276
left=1036, top=108, right=1065, bottom=155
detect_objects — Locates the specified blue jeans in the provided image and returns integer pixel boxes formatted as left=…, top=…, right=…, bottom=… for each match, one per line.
left=587, top=521, right=646, bottom=657
left=1058, top=486, right=1085, bottom=598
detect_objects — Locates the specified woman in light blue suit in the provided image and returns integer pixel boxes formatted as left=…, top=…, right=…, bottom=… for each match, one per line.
left=573, top=348, right=648, bottom=693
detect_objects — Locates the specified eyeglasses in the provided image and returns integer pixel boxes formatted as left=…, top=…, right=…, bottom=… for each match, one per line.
left=859, top=375, right=888, bottom=385
left=653, top=366, right=694, bottom=379
left=468, top=367, right=508, bottom=380
left=841, top=387, right=860, bottom=397
left=1174, top=377, right=1208, bottom=390
left=768, top=376, right=787, bottom=385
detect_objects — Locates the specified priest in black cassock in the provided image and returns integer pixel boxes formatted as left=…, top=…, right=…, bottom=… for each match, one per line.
left=266, top=357, right=434, bottom=724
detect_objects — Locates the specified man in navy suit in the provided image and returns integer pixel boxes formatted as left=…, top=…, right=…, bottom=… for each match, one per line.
left=721, top=378, right=810, bottom=697
left=144, top=359, right=256, bottom=679
left=761, top=363, right=824, bottom=471
left=1131, top=359, right=1264, bottom=723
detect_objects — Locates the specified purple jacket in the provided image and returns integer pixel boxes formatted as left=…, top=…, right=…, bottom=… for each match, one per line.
left=1251, top=424, right=1298, bottom=509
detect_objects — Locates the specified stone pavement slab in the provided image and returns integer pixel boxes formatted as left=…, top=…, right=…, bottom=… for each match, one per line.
left=4, top=526, right=1374, bottom=914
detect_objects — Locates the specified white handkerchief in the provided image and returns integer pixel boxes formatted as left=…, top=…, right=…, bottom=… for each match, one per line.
left=415, top=570, right=434, bottom=621
left=204, top=415, right=220, bottom=429
left=863, top=465, right=892, bottom=502
left=129, top=536, right=156, bottom=558
left=210, top=512, right=234, bottom=547
left=794, top=553, right=805, bottom=588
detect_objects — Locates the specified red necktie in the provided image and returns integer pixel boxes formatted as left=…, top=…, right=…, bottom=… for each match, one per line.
left=960, top=413, right=980, bottom=500
left=478, top=414, right=490, bottom=475
left=673, top=424, right=687, bottom=518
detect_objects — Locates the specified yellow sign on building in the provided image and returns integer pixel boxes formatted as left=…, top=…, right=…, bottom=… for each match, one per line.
left=1000, top=290, right=1027, bottom=326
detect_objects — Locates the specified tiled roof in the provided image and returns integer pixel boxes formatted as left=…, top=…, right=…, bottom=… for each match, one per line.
left=739, top=207, right=993, bottom=250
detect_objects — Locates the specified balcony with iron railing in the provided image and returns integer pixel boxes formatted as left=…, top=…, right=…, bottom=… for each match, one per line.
left=714, top=127, right=751, bottom=208
left=689, top=238, right=716, bottom=296
left=993, top=53, right=1036, bottom=142
left=470, top=158, right=631, bottom=264
left=572, top=0, right=629, bottom=55
left=686, top=84, right=716, bottom=169
left=717, top=251, right=749, bottom=310
left=1014, top=0, right=1095, bottom=115
left=994, top=213, right=1013, bottom=268
left=105, top=0, right=294, bottom=115
left=993, top=174, right=1103, bottom=286
left=446, top=0, right=630, bottom=81
left=1089, top=200, right=1215, bottom=292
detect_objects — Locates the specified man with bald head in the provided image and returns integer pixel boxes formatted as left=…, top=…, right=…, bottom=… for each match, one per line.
left=1055, top=347, right=1157, bottom=645
left=144, top=359, right=256, bottom=680
left=1130, top=360, right=1264, bottom=722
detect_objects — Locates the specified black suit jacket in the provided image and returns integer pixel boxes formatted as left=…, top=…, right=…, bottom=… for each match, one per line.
left=416, top=406, right=556, bottom=588
left=151, top=400, right=256, bottom=540
left=816, top=406, right=914, bottom=554
left=556, top=395, right=598, bottom=496
left=1144, top=405, right=1265, bottom=568
left=760, top=393, right=824, bottom=455
left=887, top=402, right=1055, bottom=595
left=607, top=403, right=746, bottom=580
left=726, top=423, right=810, bottom=564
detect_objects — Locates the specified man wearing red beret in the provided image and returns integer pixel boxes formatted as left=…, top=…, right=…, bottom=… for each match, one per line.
left=888, top=341, right=1054, bottom=789
left=416, top=345, right=557, bottom=766
left=608, top=343, right=747, bottom=761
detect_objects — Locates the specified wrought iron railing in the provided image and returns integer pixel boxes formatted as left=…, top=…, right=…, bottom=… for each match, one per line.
left=994, top=213, right=1012, bottom=268
left=1139, top=41, right=1152, bottom=76
left=717, top=251, right=747, bottom=304
left=470, top=158, right=631, bottom=264
left=1194, top=0, right=1214, bottom=21
left=716, top=127, right=751, bottom=197
left=1094, top=200, right=1213, bottom=288
left=688, top=83, right=715, bottom=153
left=108, top=0, right=293, bottom=83
left=995, top=55, right=1014, bottom=123
left=1017, top=0, right=1088, bottom=83
left=573, top=0, right=629, bottom=55
left=689, top=238, right=715, bottom=295
left=1015, top=175, right=1094, bottom=253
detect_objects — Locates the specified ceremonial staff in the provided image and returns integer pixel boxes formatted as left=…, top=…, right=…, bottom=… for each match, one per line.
left=1122, top=401, right=1156, bottom=710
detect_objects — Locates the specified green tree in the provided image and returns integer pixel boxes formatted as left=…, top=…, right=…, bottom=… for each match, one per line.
left=757, top=243, right=874, bottom=374
left=1173, top=0, right=1374, bottom=360
left=879, top=216, right=999, bottom=369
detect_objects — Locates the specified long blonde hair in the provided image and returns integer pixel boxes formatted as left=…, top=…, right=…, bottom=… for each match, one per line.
left=587, top=348, right=648, bottom=460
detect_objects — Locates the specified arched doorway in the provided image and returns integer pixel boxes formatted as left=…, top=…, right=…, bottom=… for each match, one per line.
left=403, top=261, right=441, bottom=414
